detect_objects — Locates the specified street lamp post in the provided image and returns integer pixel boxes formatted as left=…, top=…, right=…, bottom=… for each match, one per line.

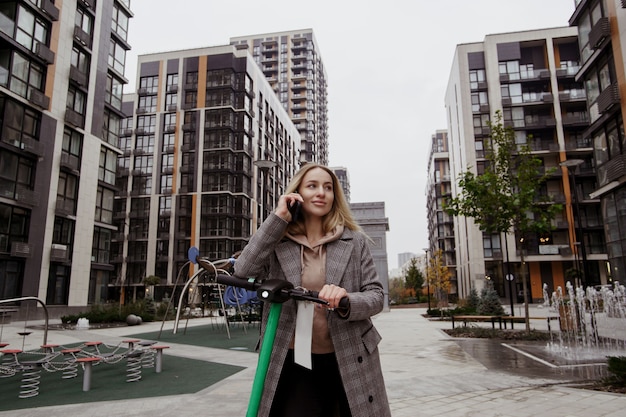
left=560, top=159, right=588, bottom=288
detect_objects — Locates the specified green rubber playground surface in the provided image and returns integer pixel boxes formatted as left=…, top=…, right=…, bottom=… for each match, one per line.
left=127, top=322, right=259, bottom=351
left=0, top=354, right=244, bottom=411
left=0, top=324, right=259, bottom=412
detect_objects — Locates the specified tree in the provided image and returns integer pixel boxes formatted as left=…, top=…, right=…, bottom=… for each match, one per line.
left=426, top=249, right=451, bottom=308
left=444, top=110, right=561, bottom=331
left=388, top=277, right=405, bottom=305
left=404, top=258, right=425, bottom=297
left=478, top=284, right=506, bottom=316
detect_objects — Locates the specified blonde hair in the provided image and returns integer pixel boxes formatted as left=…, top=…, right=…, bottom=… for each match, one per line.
left=285, top=163, right=361, bottom=235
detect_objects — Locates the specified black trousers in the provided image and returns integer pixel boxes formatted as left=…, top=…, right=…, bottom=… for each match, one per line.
left=269, top=349, right=352, bottom=417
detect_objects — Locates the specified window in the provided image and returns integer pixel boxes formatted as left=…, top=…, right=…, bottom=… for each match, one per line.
left=133, top=155, right=153, bottom=174
left=57, top=171, right=78, bottom=214
left=471, top=92, right=488, bottom=112
left=207, top=69, right=233, bottom=87
left=71, top=46, right=90, bottom=75
left=483, top=233, right=501, bottom=258
left=67, top=85, right=86, bottom=114
left=62, top=128, right=82, bottom=169
left=15, top=4, right=48, bottom=53
left=138, top=95, right=157, bottom=112
left=75, top=6, right=93, bottom=36
left=132, top=174, right=152, bottom=194
left=160, top=174, right=172, bottom=193
left=499, top=60, right=520, bottom=80
left=167, top=73, right=178, bottom=89
left=165, top=93, right=177, bottom=109
left=184, top=91, right=197, bottom=108
left=103, top=109, right=120, bottom=146
left=136, top=115, right=156, bottom=133
left=108, top=39, right=126, bottom=74
left=159, top=196, right=172, bottom=214
left=501, top=84, right=522, bottom=104
left=185, top=71, right=198, bottom=86
left=163, top=113, right=176, bottom=131
left=139, top=76, right=158, bottom=94
left=5, top=51, right=45, bottom=99
left=205, top=109, right=235, bottom=128
left=0, top=149, right=35, bottom=200
left=92, top=226, right=111, bottom=264
left=135, top=134, right=154, bottom=153
left=162, top=133, right=175, bottom=151
left=111, top=3, right=130, bottom=41
left=1, top=97, right=39, bottom=148
left=162, top=153, right=174, bottom=170
left=95, top=186, right=114, bottom=223
left=106, top=74, right=123, bottom=109
left=206, top=89, right=233, bottom=107
left=469, top=69, right=485, bottom=90
left=130, top=197, right=150, bottom=218
left=99, top=147, right=117, bottom=185
left=47, top=264, right=70, bottom=305
left=0, top=203, right=29, bottom=253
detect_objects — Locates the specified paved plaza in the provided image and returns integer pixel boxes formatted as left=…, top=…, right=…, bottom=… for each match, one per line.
left=1, top=305, right=625, bottom=417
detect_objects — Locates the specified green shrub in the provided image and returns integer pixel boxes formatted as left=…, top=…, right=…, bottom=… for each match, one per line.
left=605, top=356, right=626, bottom=387
left=60, top=301, right=156, bottom=324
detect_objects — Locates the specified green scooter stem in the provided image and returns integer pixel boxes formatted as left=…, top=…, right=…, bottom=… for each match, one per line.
left=247, top=302, right=282, bottom=417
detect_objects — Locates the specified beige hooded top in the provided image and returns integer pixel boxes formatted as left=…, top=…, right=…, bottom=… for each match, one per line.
left=285, top=225, right=344, bottom=354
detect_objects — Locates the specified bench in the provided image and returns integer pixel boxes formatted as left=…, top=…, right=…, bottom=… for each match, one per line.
left=451, top=315, right=502, bottom=329
left=451, top=315, right=560, bottom=331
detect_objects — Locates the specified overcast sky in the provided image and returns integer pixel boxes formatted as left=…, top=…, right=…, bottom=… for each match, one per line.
left=125, top=0, right=576, bottom=268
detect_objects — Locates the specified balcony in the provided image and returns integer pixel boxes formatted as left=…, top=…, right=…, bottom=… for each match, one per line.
left=40, top=0, right=60, bottom=21
left=605, top=153, right=626, bottom=183
left=69, top=66, right=88, bottom=86
left=55, top=198, right=75, bottom=216
left=60, top=153, right=80, bottom=173
left=589, top=17, right=610, bottom=50
left=10, top=242, right=32, bottom=258
left=21, top=137, right=44, bottom=156
left=35, top=42, right=55, bottom=65
left=597, top=83, right=620, bottom=114
left=28, top=89, right=50, bottom=110
left=65, top=109, right=85, bottom=129
left=15, top=186, right=40, bottom=207
left=50, top=244, right=69, bottom=263
left=73, top=25, right=92, bottom=49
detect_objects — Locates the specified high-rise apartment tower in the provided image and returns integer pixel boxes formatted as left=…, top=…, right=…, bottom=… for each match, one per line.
left=230, top=29, right=329, bottom=165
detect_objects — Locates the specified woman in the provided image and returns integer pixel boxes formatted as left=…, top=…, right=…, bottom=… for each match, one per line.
left=234, top=163, right=391, bottom=417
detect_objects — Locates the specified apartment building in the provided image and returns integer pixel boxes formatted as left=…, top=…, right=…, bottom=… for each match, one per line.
left=330, top=166, right=350, bottom=202
left=230, top=29, right=329, bottom=165
left=0, top=0, right=132, bottom=317
left=425, top=130, right=458, bottom=300
left=113, top=45, right=300, bottom=301
left=569, top=0, right=626, bottom=285
left=350, top=201, right=390, bottom=310
left=444, top=26, right=608, bottom=302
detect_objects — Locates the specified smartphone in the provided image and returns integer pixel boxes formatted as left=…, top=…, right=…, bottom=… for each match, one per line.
left=287, top=200, right=302, bottom=222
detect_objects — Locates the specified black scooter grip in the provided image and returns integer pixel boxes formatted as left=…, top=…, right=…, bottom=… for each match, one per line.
left=215, top=274, right=260, bottom=291
left=310, top=291, right=350, bottom=310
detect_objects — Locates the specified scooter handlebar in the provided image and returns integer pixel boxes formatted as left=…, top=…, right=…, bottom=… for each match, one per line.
left=214, top=274, right=349, bottom=308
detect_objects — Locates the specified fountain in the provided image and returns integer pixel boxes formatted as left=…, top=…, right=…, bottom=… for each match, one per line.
left=546, top=281, right=626, bottom=362
left=76, top=317, right=90, bottom=330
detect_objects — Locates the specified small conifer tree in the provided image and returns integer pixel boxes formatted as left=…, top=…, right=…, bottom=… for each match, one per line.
left=478, top=285, right=505, bottom=316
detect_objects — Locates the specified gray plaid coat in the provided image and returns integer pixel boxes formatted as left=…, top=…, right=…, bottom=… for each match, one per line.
left=234, top=213, right=391, bottom=417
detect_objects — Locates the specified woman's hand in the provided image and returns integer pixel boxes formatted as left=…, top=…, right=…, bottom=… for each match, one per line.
left=275, top=193, right=303, bottom=222
left=318, top=283, right=349, bottom=310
